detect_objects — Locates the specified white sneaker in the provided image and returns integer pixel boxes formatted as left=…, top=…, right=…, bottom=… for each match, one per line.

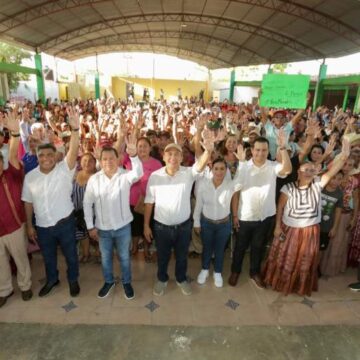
left=214, top=273, right=223, bottom=288
left=197, top=269, right=209, bottom=285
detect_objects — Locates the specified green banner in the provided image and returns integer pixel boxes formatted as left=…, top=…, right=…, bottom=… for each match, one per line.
left=260, top=74, right=310, bottom=109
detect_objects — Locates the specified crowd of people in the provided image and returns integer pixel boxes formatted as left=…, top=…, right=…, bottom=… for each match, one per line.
left=1, top=93, right=360, bottom=308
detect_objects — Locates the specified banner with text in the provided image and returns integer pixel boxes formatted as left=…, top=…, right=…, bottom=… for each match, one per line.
left=260, top=74, right=310, bottom=109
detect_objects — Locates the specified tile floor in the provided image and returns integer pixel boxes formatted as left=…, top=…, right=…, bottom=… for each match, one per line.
left=1, top=250, right=360, bottom=327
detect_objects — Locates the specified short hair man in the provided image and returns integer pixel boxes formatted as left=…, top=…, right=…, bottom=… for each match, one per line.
left=22, top=108, right=81, bottom=298
left=144, top=135, right=213, bottom=297
left=229, top=134, right=292, bottom=288
left=83, top=135, right=143, bottom=300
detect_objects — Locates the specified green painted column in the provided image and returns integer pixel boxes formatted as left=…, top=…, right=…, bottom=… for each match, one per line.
left=95, top=72, right=100, bottom=99
left=229, top=68, right=235, bottom=102
left=354, top=86, right=360, bottom=113
left=342, top=87, right=349, bottom=110
left=34, top=53, right=45, bottom=104
left=313, top=62, right=327, bottom=109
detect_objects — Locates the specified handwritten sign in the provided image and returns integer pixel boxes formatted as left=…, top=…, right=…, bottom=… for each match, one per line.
left=260, top=74, right=310, bottom=109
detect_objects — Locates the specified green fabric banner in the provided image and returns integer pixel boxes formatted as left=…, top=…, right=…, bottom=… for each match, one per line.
left=260, top=74, right=310, bottom=109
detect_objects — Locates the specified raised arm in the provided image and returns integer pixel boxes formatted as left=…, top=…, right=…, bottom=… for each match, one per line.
left=4, top=109, right=21, bottom=169
left=124, top=129, right=143, bottom=183
left=320, top=138, right=350, bottom=188
left=65, top=107, right=80, bottom=170
left=277, top=129, right=292, bottom=177
left=195, top=128, right=214, bottom=173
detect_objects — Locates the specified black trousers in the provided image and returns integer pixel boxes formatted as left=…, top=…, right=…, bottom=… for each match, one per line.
left=231, top=216, right=273, bottom=276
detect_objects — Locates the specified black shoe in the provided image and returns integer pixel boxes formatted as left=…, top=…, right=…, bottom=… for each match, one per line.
left=0, top=291, right=14, bottom=308
left=38, top=280, right=60, bottom=297
left=69, top=281, right=80, bottom=297
left=123, top=283, right=135, bottom=300
left=98, top=282, right=115, bottom=298
left=21, top=289, right=33, bottom=301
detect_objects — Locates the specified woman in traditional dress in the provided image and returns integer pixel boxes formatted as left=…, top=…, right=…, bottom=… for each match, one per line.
left=262, top=139, right=350, bottom=296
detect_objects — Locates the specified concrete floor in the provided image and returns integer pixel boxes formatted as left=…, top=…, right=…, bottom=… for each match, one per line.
left=1, top=323, right=360, bottom=360
left=1, top=251, right=360, bottom=359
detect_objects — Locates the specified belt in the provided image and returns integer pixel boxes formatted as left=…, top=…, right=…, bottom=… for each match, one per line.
left=155, top=218, right=191, bottom=229
left=55, top=211, right=74, bottom=226
left=201, top=214, right=230, bottom=225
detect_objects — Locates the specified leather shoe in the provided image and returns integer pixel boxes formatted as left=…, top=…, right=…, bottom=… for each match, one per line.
left=69, top=281, right=80, bottom=297
left=39, top=280, right=60, bottom=297
left=0, top=291, right=14, bottom=308
left=250, top=274, right=266, bottom=289
left=228, top=272, right=240, bottom=287
left=21, top=289, right=33, bottom=301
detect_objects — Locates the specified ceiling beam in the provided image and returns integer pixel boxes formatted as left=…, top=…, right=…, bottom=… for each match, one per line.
left=53, top=30, right=268, bottom=64
left=38, top=13, right=323, bottom=58
left=0, top=0, right=359, bottom=46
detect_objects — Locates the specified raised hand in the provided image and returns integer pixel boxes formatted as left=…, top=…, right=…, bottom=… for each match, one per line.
left=325, top=134, right=337, bottom=154
left=215, top=127, right=227, bottom=143
left=341, top=137, right=350, bottom=159
left=66, top=107, right=80, bottom=130
left=276, top=128, right=288, bottom=148
left=233, top=144, right=246, bottom=162
left=200, top=128, right=215, bottom=153
left=125, top=129, right=137, bottom=157
left=3, top=107, right=20, bottom=133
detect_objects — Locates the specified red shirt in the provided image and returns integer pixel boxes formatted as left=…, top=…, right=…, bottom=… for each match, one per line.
left=0, top=163, right=25, bottom=236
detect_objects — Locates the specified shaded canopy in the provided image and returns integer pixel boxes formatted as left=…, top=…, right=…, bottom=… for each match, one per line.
left=1, top=0, right=360, bottom=69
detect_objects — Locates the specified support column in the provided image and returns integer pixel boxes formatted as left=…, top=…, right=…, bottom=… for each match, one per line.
left=34, top=53, right=45, bottom=104
left=354, top=86, right=360, bottom=113
left=229, top=68, right=235, bottom=102
left=267, top=64, right=273, bottom=74
left=342, top=87, right=349, bottom=110
left=313, top=61, right=327, bottom=110
left=95, top=53, right=100, bottom=99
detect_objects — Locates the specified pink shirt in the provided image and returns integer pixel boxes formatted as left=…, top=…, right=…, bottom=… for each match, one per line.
left=123, top=153, right=162, bottom=206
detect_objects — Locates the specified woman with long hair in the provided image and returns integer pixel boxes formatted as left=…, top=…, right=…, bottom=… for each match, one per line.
left=123, top=136, right=162, bottom=261
left=72, top=152, right=99, bottom=263
left=263, top=140, right=350, bottom=296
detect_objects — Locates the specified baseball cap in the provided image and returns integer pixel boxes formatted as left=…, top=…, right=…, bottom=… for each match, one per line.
left=164, top=143, right=182, bottom=153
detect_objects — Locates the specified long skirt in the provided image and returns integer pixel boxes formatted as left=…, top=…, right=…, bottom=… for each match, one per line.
left=320, top=213, right=351, bottom=276
left=348, top=213, right=360, bottom=267
left=262, top=223, right=320, bottom=297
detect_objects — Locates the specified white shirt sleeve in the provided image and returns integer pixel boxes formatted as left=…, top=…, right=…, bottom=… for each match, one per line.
left=83, top=177, right=96, bottom=229
left=144, top=173, right=156, bottom=204
left=193, top=187, right=204, bottom=228
left=125, top=156, right=144, bottom=184
left=274, top=161, right=287, bottom=179
left=21, top=176, right=33, bottom=203
left=191, top=161, right=204, bottom=179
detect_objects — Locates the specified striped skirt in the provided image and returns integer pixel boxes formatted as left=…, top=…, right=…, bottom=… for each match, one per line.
left=262, top=223, right=320, bottom=297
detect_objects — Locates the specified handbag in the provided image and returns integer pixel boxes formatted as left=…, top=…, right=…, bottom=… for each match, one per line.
left=74, top=208, right=87, bottom=231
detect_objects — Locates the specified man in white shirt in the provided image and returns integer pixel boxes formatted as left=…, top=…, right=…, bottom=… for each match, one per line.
left=229, top=134, right=292, bottom=288
left=22, top=108, right=80, bottom=298
left=83, top=134, right=143, bottom=300
left=144, top=136, right=213, bottom=297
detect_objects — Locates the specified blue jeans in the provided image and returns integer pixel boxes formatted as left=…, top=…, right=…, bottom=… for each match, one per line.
left=36, top=213, right=79, bottom=285
left=154, top=218, right=192, bottom=283
left=200, top=216, right=231, bottom=273
left=98, top=224, right=132, bottom=284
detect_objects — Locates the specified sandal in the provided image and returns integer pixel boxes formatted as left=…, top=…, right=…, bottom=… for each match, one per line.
left=79, top=255, right=90, bottom=263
